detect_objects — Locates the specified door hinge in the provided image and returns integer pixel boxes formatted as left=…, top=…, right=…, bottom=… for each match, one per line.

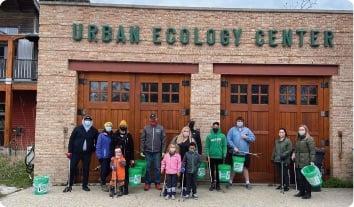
left=181, top=109, right=190, bottom=116
left=320, top=111, right=329, bottom=117
left=78, top=78, right=87, bottom=85
left=221, top=79, right=228, bottom=87
left=220, top=109, right=229, bottom=116
left=321, top=82, right=329, bottom=88
left=182, top=80, right=190, bottom=86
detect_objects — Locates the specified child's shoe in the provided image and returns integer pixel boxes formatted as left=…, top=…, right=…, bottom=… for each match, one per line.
left=192, top=194, right=198, bottom=200
left=165, top=195, right=170, bottom=200
left=171, top=195, right=175, bottom=200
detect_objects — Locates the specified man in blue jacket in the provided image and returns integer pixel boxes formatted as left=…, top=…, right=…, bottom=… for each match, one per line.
left=227, top=116, right=255, bottom=190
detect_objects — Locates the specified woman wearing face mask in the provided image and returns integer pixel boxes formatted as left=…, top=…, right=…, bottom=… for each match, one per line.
left=292, top=125, right=316, bottom=199
left=96, top=122, right=114, bottom=192
left=114, top=120, right=134, bottom=195
left=271, top=128, right=292, bottom=192
left=170, top=126, right=196, bottom=195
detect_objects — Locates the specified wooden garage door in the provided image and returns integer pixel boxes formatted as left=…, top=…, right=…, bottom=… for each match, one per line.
left=76, top=73, right=191, bottom=182
left=221, top=76, right=329, bottom=183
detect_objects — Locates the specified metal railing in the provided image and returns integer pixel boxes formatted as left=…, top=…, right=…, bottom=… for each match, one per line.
left=0, top=58, right=5, bottom=79
left=13, top=59, right=38, bottom=80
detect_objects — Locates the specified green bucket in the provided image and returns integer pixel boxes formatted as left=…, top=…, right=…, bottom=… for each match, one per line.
left=33, top=176, right=49, bottom=195
left=135, top=159, right=147, bottom=177
left=129, top=167, right=142, bottom=187
left=197, top=162, right=207, bottom=180
left=301, top=164, right=322, bottom=187
left=218, top=164, right=231, bottom=183
left=232, top=155, right=245, bottom=173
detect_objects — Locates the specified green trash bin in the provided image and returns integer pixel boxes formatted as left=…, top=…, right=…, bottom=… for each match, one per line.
left=301, top=164, right=322, bottom=187
left=129, top=167, right=142, bottom=187
left=197, top=162, right=207, bottom=180
left=232, top=155, right=245, bottom=173
left=218, top=164, right=231, bottom=183
left=135, top=159, right=147, bottom=177
left=33, top=176, right=50, bottom=195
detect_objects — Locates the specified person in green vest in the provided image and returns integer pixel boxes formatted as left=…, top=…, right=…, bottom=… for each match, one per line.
left=271, top=128, right=292, bottom=192
left=292, top=125, right=316, bottom=199
left=204, top=122, right=227, bottom=191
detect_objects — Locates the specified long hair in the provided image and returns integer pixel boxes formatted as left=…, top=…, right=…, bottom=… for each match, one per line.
left=298, top=124, right=311, bottom=139
left=176, top=126, right=194, bottom=144
left=279, top=128, right=288, bottom=137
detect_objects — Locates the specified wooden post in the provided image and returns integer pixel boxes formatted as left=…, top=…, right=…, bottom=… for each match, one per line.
left=4, top=39, right=14, bottom=146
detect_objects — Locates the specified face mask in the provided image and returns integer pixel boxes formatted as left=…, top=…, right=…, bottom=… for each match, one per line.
left=298, top=130, right=306, bottom=136
left=120, top=127, right=127, bottom=131
left=84, top=120, right=91, bottom=126
left=150, top=120, right=157, bottom=126
left=183, top=131, right=189, bottom=137
left=236, top=121, right=243, bottom=128
left=189, top=147, right=195, bottom=152
left=212, top=128, right=218, bottom=133
left=105, top=127, right=112, bottom=132
left=189, top=121, right=195, bottom=130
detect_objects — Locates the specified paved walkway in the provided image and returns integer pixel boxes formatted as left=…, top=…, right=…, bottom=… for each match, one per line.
left=0, top=184, right=352, bottom=207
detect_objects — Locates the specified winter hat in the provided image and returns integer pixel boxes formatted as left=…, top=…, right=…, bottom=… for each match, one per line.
left=119, top=120, right=128, bottom=127
left=104, top=122, right=113, bottom=128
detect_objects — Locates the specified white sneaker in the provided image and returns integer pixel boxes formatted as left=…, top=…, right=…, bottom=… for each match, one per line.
left=171, top=195, right=175, bottom=200
left=184, top=194, right=189, bottom=199
left=165, top=195, right=170, bottom=200
left=192, top=194, right=198, bottom=200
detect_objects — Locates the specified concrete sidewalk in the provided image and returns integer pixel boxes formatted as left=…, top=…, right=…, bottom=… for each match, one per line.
left=0, top=184, right=352, bottom=207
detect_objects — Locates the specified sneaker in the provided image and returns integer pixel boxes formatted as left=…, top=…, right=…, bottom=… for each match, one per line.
left=192, top=194, right=198, bottom=200
left=164, top=195, right=170, bottom=200
left=144, top=184, right=150, bottom=191
left=184, top=194, right=189, bottom=199
left=276, top=185, right=281, bottom=190
left=82, top=186, right=90, bottom=191
left=301, top=194, right=311, bottom=199
left=245, top=184, right=252, bottom=190
left=171, top=195, right=176, bottom=200
left=294, top=192, right=304, bottom=197
left=284, top=186, right=289, bottom=192
left=155, top=183, right=162, bottom=190
left=63, top=186, right=72, bottom=193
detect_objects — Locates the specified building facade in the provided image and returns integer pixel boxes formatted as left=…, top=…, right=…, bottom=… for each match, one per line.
left=37, top=1, right=352, bottom=184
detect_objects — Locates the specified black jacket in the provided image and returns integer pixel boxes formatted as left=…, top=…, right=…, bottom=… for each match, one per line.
left=68, top=125, right=99, bottom=154
left=191, top=129, right=202, bottom=155
left=114, top=131, right=135, bottom=162
left=182, top=151, right=201, bottom=174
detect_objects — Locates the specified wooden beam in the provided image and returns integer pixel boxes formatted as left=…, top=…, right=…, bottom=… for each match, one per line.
left=12, top=82, right=37, bottom=91
left=4, top=40, right=14, bottom=146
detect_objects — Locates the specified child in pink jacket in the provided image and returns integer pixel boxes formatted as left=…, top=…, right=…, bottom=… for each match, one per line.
left=161, top=143, right=181, bottom=200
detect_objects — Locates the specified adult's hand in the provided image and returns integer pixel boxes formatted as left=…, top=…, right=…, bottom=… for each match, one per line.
left=140, top=152, right=145, bottom=158
left=65, top=152, right=72, bottom=159
left=291, top=153, right=295, bottom=161
left=234, top=147, right=239, bottom=153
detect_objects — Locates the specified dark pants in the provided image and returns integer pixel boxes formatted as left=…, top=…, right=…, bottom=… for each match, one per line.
left=99, top=158, right=111, bottom=185
left=124, top=160, right=130, bottom=193
left=166, top=174, right=178, bottom=196
left=210, top=158, right=222, bottom=187
left=276, top=162, right=289, bottom=187
left=69, top=152, right=91, bottom=187
left=145, top=152, right=161, bottom=185
left=296, top=168, right=311, bottom=195
left=186, top=172, right=197, bottom=195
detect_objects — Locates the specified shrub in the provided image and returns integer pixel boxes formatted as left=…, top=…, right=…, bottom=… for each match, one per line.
left=322, top=177, right=353, bottom=188
left=0, top=155, right=32, bottom=188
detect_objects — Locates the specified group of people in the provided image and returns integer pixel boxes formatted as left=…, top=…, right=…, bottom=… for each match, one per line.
left=63, top=113, right=317, bottom=200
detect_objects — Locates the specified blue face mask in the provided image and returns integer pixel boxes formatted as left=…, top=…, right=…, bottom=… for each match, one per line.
left=84, top=120, right=91, bottom=127
left=105, top=127, right=112, bottom=132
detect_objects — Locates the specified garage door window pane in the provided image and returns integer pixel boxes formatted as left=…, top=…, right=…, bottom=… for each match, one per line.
left=112, top=82, right=130, bottom=102
left=150, top=94, right=158, bottom=102
left=230, top=84, right=247, bottom=104
left=90, top=81, right=108, bottom=102
left=141, top=83, right=159, bottom=103
left=162, top=83, right=179, bottom=103
left=301, top=85, right=317, bottom=105
left=280, top=85, right=296, bottom=105
left=252, top=85, right=268, bottom=104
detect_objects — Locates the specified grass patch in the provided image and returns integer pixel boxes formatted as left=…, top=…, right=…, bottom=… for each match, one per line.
left=323, top=177, right=353, bottom=188
left=0, top=155, right=32, bottom=188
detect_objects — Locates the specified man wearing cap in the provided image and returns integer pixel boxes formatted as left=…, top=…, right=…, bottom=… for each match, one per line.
left=63, top=115, right=99, bottom=192
left=140, top=113, right=166, bottom=191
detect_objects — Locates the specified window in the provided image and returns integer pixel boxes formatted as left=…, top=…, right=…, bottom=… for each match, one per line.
left=89, top=81, right=108, bottom=102
left=251, top=85, right=269, bottom=104
left=162, top=83, right=179, bottom=103
left=280, top=85, right=296, bottom=105
left=230, top=84, right=247, bottom=104
left=141, top=83, right=158, bottom=103
left=301, top=85, right=318, bottom=105
left=112, top=82, right=130, bottom=102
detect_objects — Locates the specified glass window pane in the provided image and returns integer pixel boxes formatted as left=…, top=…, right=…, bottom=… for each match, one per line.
left=231, top=95, right=238, bottom=103
left=240, top=95, right=247, bottom=104
left=121, top=93, right=129, bottom=102
left=288, top=86, right=296, bottom=95
left=260, top=95, right=268, bottom=104
left=280, top=95, right=286, bottom=104
left=90, top=93, right=98, bottom=101
left=279, top=85, right=287, bottom=94
left=171, top=83, right=179, bottom=92
left=150, top=93, right=158, bottom=102
left=122, top=83, right=130, bottom=91
left=288, top=95, right=296, bottom=104
left=112, top=82, right=121, bottom=92
left=231, top=84, right=238, bottom=93
left=240, top=84, right=247, bottom=93
left=162, top=94, right=170, bottom=103
left=171, top=94, right=179, bottom=103
left=101, top=93, right=108, bottom=101
left=141, top=93, right=149, bottom=102
left=90, top=82, right=98, bottom=91
left=252, top=85, right=259, bottom=94
left=150, top=83, right=158, bottom=92
left=309, top=86, right=317, bottom=95
left=301, top=86, right=308, bottom=95
left=101, top=82, right=108, bottom=92
left=309, top=96, right=317, bottom=105
left=112, top=93, right=120, bottom=102
left=301, top=96, right=308, bottom=105
left=141, top=83, right=149, bottom=92
left=252, top=95, right=258, bottom=104
left=162, top=83, right=170, bottom=92
left=260, top=85, right=268, bottom=94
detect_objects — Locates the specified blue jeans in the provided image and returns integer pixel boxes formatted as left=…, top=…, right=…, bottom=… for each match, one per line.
left=145, top=152, right=161, bottom=185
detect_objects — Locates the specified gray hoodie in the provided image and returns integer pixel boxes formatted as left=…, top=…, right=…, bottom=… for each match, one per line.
left=140, top=124, right=166, bottom=153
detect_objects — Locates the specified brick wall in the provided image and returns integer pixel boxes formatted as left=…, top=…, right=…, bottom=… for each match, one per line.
left=36, top=3, right=353, bottom=183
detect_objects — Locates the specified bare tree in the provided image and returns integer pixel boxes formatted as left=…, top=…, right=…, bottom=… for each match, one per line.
left=282, top=0, right=318, bottom=9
